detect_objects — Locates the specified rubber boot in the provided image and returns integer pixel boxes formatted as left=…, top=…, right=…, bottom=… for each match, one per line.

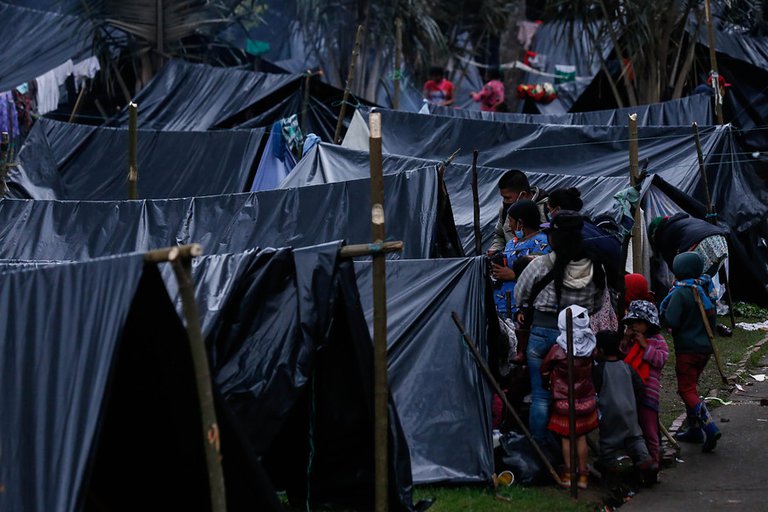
left=698, top=402, right=722, bottom=452
left=674, top=407, right=705, bottom=444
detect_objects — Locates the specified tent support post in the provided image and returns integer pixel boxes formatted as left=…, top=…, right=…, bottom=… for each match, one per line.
left=0, top=132, right=9, bottom=197
left=68, top=86, right=87, bottom=123
left=393, top=18, right=403, bottom=110
left=692, top=122, right=736, bottom=329
left=628, top=113, right=644, bottom=276
left=565, top=308, right=578, bottom=498
left=128, top=102, right=139, bottom=199
left=471, top=149, right=482, bottom=256
left=145, top=244, right=228, bottom=512
left=334, top=25, right=364, bottom=145
left=451, top=312, right=563, bottom=486
left=369, top=111, right=389, bottom=512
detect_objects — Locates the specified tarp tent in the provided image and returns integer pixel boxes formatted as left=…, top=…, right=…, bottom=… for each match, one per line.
left=0, top=2, right=90, bottom=92
left=343, top=108, right=768, bottom=231
left=0, top=255, right=280, bottom=511
left=8, top=119, right=265, bottom=200
left=0, top=168, right=461, bottom=260
left=110, top=59, right=369, bottom=141
left=428, top=94, right=713, bottom=126
left=282, top=142, right=631, bottom=255
left=355, top=257, right=494, bottom=483
left=0, top=247, right=420, bottom=511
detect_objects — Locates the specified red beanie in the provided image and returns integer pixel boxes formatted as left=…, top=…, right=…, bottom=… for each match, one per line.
left=624, top=273, right=653, bottom=305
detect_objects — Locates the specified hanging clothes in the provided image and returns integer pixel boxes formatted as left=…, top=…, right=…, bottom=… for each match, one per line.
left=0, top=91, right=20, bottom=139
left=517, top=21, right=541, bottom=50
left=35, top=59, right=73, bottom=115
left=73, top=56, right=101, bottom=92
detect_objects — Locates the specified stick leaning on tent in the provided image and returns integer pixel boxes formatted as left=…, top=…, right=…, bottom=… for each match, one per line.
left=450, top=312, right=563, bottom=486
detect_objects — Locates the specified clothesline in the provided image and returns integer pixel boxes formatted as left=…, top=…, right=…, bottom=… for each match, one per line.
left=454, top=54, right=594, bottom=82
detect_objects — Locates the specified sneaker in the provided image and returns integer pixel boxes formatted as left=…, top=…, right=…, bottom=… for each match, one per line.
left=577, top=472, right=589, bottom=490
left=559, top=468, right=572, bottom=488
left=674, top=427, right=705, bottom=444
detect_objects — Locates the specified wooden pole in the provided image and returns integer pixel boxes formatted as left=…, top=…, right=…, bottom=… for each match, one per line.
left=301, top=71, right=312, bottom=135
left=565, top=308, right=578, bottom=498
left=692, top=122, right=714, bottom=216
left=68, top=86, right=87, bottom=123
left=471, top=149, right=482, bottom=256
left=369, top=111, right=388, bottom=512
left=693, top=286, right=729, bottom=384
left=0, top=132, right=9, bottom=197
left=393, top=18, right=403, bottom=110
left=628, top=113, right=643, bottom=276
left=144, top=243, right=202, bottom=263
left=704, top=0, right=725, bottom=125
left=128, top=102, right=138, bottom=199
left=659, top=420, right=681, bottom=451
left=339, top=241, right=403, bottom=259
left=334, top=25, right=364, bottom=145
left=450, top=312, right=563, bottom=485
left=155, top=0, right=165, bottom=70
left=165, top=247, right=227, bottom=512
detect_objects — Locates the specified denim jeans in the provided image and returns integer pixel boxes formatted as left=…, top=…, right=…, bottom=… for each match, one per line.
left=526, top=325, right=559, bottom=442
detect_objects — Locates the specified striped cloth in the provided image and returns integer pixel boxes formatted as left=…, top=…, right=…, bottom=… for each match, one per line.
left=637, top=334, right=669, bottom=411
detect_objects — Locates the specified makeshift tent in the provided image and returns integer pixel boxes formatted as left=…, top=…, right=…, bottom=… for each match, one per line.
left=282, top=142, right=631, bottom=255
left=8, top=118, right=264, bottom=200
left=0, top=168, right=461, bottom=260
left=0, top=247, right=420, bottom=511
left=0, top=2, right=90, bottom=92
left=344, top=108, right=768, bottom=230
left=355, top=256, right=494, bottom=483
left=0, top=254, right=282, bottom=511
left=110, top=59, right=369, bottom=141
left=428, top=94, right=713, bottom=126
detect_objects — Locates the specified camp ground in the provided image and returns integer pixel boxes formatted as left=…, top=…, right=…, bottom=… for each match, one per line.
left=3, top=2, right=768, bottom=511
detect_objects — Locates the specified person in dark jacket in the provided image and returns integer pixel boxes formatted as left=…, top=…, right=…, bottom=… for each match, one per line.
left=593, top=330, right=655, bottom=477
left=660, top=251, right=722, bottom=452
left=649, top=213, right=729, bottom=277
left=488, top=170, right=548, bottom=255
left=541, top=305, right=598, bottom=489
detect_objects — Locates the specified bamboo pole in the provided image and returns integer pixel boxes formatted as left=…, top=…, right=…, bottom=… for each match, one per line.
left=692, top=122, right=736, bottom=329
left=68, top=86, right=88, bottom=123
left=565, top=308, right=578, bottom=498
left=704, top=0, right=724, bottom=125
left=338, top=241, right=403, bottom=259
left=0, top=132, right=8, bottom=197
left=693, top=286, right=729, bottom=385
left=144, top=244, right=227, bottom=512
left=393, top=18, right=403, bottom=110
left=450, top=312, right=563, bottom=485
left=334, top=25, right=364, bottom=144
left=128, top=102, right=139, bottom=199
left=301, top=71, right=312, bottom=134
left=369, top=111, right=388, bottom=512
left=628, top=114, right=643, bottom=276
left=659, top=420, right=681, bottom=451
left=471, top=149, right=482, bottom=256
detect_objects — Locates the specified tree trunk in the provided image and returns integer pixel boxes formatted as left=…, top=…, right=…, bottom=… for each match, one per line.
left=499, top=0, right=526, bottom=111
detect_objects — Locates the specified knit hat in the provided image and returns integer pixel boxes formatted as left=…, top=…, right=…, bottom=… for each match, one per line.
left=672, top=251, right=704, bottom=280
left=624, top=273, right=654, bottom=304
left=623, top=300, right=661, bottom=335
left=506, top=199, right=540, bottom=230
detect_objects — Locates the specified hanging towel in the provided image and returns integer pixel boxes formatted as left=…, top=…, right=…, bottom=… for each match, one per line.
left=35, top=59, right=74, bottom=115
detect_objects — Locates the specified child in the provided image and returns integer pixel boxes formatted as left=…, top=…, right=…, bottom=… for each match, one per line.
left=660, top=251, right=721, bottom=452
left=622, top=300, right=669, bottom=470
left=593, top=330, right=655, bottom=477
left=541, top=305, right=598, bottom=489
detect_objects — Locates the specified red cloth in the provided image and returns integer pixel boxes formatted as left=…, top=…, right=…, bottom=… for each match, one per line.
left=624, top=273, right=653, bottom=305
left=423, top=79, right=455, bottom=105
left=624, top=343, right=651, bottom=383
left=471, top=80, right=505, bottom=111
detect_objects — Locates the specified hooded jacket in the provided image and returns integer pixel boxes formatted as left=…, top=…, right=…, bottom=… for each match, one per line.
left=661, top=252, right=715, bottom=354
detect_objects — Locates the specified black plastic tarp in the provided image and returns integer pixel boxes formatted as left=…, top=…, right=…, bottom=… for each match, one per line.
left=344, top=108, right=768, bottom=232
left=283, top=142, right=631, bottom=255
left=354, top=256, right=493, bottom=483
left=0, top=2, right=90, bottom=91
left=428, top=94, right=713, bottom=126
left=8, top=118, right=264, bottom=200
left=0, top=168, right=457, bottom=260
left=161, top=242, right=419, bottom=510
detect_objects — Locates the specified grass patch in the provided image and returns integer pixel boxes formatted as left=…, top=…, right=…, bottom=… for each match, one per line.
left=413, top=485, right=597, bottom=512
left=659, top=316, right=768, bottom=427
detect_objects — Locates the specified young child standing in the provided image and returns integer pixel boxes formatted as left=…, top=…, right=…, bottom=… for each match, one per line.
left=541, top=305, right=598, bottom=489
left=593, top=331, right=655, bottom=476
left=622, top=300, right=669, bottom=470
left=660, top=251, right=722, bottom=452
